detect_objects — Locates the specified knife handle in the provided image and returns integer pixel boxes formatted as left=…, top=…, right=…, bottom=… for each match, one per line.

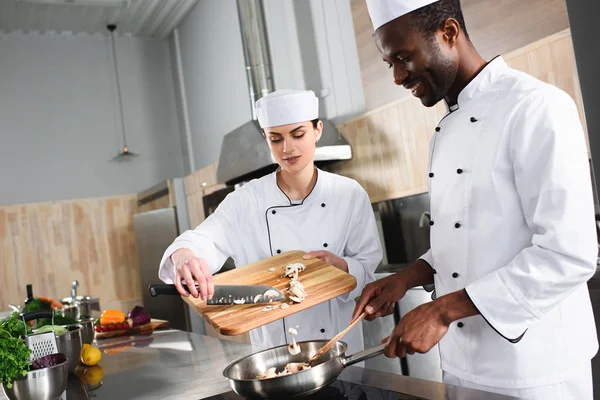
left=148, top=284, right=196, bottom=297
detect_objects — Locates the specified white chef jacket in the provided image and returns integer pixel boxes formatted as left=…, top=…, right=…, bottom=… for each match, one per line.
left=158, top=168, right=382, bottom=355
left=420, top=56, right=598, bottom=388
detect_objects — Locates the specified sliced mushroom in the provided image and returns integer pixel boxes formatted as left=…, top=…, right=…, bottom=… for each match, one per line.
left=287, top=338, right=300, bottom=355
left=253, top=294, right=263, bottom=303
left=256, top=367, right=278, bottom=379
left=233, top=298, right=246, bottom=305
left=268, top=267, right=277, bottom=272
left=288, top=280, right=307, bottom=299
left=289, top=295, right=304, bottom=303
left=261, top=305, right=276, bottom=312
left=280, top=303, right=290, bottom=309
left=283, top=262, right=306, bottom=280
left=288, top=327, right=298, bottom=336
left=285, top=362, right=310, bottom=374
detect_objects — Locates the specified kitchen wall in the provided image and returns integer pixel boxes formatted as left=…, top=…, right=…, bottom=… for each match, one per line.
left=173, top=0, right=365, bottom=171
left=172, top=0, right=251, bottom=174
left=0, top=32, right=184, bottom=206
left=0, top=194, right=142, bottom=313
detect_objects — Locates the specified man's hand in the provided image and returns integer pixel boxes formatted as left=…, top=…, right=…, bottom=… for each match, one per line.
left=351, top=274, right=408, bottom=322
left=382, top=289, right=479, bottom=358
left=383, top=300, right=449, bottom=358
left=303, top=251, right=348, bottom=272
left=351, top=259, right=435, bottom=323
left=171, top=248, right=214, bottom=300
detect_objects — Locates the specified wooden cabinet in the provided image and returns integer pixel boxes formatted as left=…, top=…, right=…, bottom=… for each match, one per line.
left=330, top=97, right=445, bottom=203
left=184, top=162, right=221, bottom=228
left=329, top=29, right=589, bottom=203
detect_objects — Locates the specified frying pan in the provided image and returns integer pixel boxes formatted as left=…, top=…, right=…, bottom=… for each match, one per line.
left=222, top=340, right=385, bottom=399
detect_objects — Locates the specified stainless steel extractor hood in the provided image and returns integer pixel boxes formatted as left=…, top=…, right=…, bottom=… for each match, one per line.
left=217, top=0, right=352, bottom=187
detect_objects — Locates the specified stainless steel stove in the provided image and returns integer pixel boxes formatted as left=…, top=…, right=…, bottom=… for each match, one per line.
left=200, top=379, right=428, bottom=399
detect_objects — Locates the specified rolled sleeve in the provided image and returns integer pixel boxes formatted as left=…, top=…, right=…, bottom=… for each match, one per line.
left=419, top=249, right=435, bottom=292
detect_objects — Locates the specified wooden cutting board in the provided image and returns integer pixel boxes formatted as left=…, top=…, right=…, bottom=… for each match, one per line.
left=183, top=250, right=357, bottom=336
left=95, top=318, right=169, bottom=339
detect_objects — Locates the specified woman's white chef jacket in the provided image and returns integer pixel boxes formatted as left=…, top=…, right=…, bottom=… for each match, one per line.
left=158, top=168, right=383, bottom=354
left=420, top=56, right=599, bottom=388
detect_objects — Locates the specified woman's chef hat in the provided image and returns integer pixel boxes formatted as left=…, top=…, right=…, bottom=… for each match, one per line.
left=255, top=90, right=319, bottom=129
left=366, top=0, right=441, bottom=31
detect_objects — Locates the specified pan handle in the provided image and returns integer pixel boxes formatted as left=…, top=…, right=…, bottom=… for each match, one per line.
left=342, top=343, right=386, bottom=368
left=21, top=310, right=54, bottom=322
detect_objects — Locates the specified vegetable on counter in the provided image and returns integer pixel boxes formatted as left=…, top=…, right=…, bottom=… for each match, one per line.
left=30, top=353, right=67, bottom=371
left=0, top=328, right=31, bottom=389
left=33, top=325, right=68, bottom=335
left=99, top=309, right=126, bottom=326
left=127, top=306, right=151, bottom=327
left=22, top=297, right=52, bottom=314
left=94, top=306, right=152, bottom=333
left=37, top=313, right=76, bottom=329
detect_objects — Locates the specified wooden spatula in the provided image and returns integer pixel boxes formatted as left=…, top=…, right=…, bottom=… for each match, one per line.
left=308, top=312, right=367, bottom=367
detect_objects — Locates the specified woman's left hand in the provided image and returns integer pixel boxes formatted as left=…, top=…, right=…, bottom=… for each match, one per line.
left=303, top=251, right=348, bottom=272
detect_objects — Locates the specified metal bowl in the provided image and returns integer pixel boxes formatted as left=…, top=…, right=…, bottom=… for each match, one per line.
left=56, top=326, right=83, bottom=373
left=68, top=318, right=94, bottom=346
left=2, top=359, right=69, bottom=400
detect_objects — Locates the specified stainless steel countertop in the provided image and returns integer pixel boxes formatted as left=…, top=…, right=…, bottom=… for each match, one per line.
left=1, top=329, right=521, bottom=400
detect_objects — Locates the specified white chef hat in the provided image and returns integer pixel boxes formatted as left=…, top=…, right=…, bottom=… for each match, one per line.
left=366, top=0, right=441, bottom=31
left=255, top=89, right=319, bottom=129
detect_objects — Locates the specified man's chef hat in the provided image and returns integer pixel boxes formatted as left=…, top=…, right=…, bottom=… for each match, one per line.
left=366, top=0, right=441, bottom=31
left=255, top=90, right=319, bottom=129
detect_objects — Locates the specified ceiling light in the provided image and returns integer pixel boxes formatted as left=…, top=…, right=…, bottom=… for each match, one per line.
left=106, top=23, right=139, bottom=161
left=17, top=0, right=130, bottom=8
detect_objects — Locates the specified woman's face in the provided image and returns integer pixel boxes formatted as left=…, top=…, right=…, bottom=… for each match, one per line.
left=264, top=120, right=323, bottom=175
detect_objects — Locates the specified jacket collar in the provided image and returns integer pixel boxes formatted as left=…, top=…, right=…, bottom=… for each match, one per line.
left=269, top=167, right=325, bottom=206
left=444, top=56, right=507, bottom=112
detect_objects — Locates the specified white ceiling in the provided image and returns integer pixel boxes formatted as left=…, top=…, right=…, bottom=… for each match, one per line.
left=0, top=0, right=199, bottom=38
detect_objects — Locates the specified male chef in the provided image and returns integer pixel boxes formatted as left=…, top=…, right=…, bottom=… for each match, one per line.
left=352, top=0, right=599, bottom=398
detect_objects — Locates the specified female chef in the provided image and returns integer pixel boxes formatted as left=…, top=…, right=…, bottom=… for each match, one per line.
left=158, top=89, right=383, bottom=353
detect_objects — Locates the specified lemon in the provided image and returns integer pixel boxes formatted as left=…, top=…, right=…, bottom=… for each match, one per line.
left=80, top=345, right=102, bottom=366
left=83, top=365, right=104, bottom=386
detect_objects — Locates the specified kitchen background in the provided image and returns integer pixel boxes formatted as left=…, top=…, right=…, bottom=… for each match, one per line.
left=1, top=0, right=599, bottom=393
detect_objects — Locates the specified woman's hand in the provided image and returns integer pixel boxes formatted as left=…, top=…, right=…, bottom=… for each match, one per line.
left=171, top=248, right=214, bottom=300
left=303, top=251, right=348, bottom=272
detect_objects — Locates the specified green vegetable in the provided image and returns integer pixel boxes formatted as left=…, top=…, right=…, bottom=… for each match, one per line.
left=0, top=328, right=31, bottom=389
left=0, top=312, right=32, bottom=339
left=33, top=325, right=67, bottom=335
left=22, top=298, right=51, bottom=314
left=37, top=314, right=76, bottom=328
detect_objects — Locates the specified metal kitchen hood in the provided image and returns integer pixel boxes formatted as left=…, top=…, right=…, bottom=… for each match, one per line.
left=216, top=0, right=352, bottom=187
